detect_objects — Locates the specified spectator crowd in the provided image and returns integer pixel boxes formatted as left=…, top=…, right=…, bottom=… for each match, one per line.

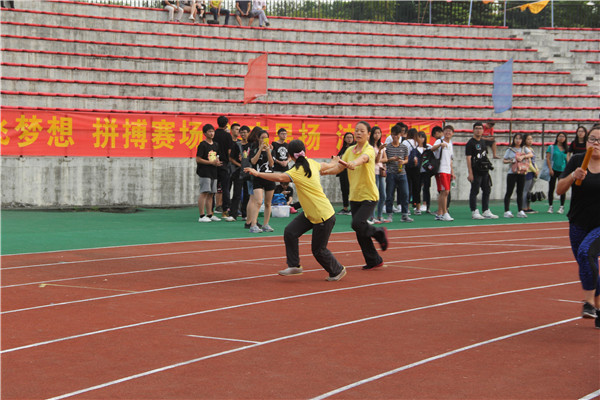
left=195, top=115, right=600, bottom=233
left=162, top=0, right=270, bottom=27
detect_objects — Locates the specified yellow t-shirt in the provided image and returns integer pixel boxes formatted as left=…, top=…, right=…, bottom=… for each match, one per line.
left=342, top=144, right=378, bottom=202
left=209, top=1, right=221, bottom=8
left=285, top=159, right=335, bottom=224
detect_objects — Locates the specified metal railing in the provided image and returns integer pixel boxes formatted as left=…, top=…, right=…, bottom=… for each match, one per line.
left=82, top=0, right=599, bottom=29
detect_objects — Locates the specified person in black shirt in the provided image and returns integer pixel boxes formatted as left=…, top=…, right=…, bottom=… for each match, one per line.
left=271, top=128, right=289, bottom=173
left=568, top=125, right=588, bottom=159
left=557, top=125, right=600, bottom=327
left=235, top=0, right=251, bottom=25
left=465, top=122, right=498, bottom=220
left=212, top=115, right=234, bottom=220
left=229, top=125, right=250, bottom=220
left=196, top=124, right=222, bottom=222
left=336, top=131, right=355, bottom=215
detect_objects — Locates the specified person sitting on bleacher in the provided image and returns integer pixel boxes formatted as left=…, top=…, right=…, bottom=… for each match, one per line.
left=235, top=0, right=252, bottom=26
left=162, top=0, right=184, bottom=22
left=181, top=0, right=199, bottom=22
left=209, top=0, right=230, bottom=25
left=249, top=0, right=270, bottom=27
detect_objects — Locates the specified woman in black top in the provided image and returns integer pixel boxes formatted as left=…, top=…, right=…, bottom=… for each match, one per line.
left=336, top=132, right=355, bottom=215
left=557, top=125, right=600, bottom=328
left=568, top=125, right=588, bottom=159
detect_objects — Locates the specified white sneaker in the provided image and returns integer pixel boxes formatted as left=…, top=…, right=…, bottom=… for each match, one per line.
left=420, top=204, right=427, bottom=212
left=367, top=218, right=375, bottom=225
left=472, top=210, right=484, bottom=220
left=441, top=213, right=454, bottom=221
left=517, top=210, right=527, bottom=218
left=401, top=214, right=413, bottom=222
left=278, top=266, right=303, bottom=276
left=393, top=205, right=401, bottom=213
left=224, top=216, right=236, bottom=222
left=210, top=215, right=221, bottom=221
left=557, top=206, right=564, bottom=214
left=482, top=209, right=499, bottom=219
left=198, top=216, right=211, bottom=223
left=548, top=205, right=554, bottom=214
left=504, top=211, right=514, bottom=218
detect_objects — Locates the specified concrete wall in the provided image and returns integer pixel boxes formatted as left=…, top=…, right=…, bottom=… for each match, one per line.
left=1, top=145, right=555, bottom=208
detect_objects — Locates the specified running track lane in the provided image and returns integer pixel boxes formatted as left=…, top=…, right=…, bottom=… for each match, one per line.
left=1, top=222, right=598, bottom=399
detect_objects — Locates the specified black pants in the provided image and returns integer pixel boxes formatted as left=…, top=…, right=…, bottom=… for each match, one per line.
left=406, top=168, right=421, bottom=205
left=350, top=200, right=384, bottom=267
left=284, top=213, right=343, bottom=277
left=469, top=172, right=491, bottom=212
left=209, top=7, right=230, bottom=24
left=338, top=172, right=350, bottom=209
left=422, top=172, right=432, bottom=208
left=504, top=173, right=525, bottom=212
left=228, top=170, right=244, bottom=218
left=548, top=169, right=566, bottom=206
left=217, top=166, right=231, bottom=211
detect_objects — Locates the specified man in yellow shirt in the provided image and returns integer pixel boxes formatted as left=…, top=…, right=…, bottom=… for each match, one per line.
left=245, top=140, right=346, bottom=281
left=209, top=0, right=230, bottom=24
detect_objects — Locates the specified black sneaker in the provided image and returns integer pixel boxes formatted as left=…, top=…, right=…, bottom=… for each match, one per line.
left=373, top=227, right=388, bottom=251
left=244, top=222, right=262, bottom=229
left=582, top=301, right=597, bottom=319
left=595, top=313, right=600, bottom=329
left=362, top=261, right=385, bottom=270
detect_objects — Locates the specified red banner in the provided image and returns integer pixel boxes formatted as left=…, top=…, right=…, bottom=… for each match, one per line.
left=0, top=110, right=443, bottom=158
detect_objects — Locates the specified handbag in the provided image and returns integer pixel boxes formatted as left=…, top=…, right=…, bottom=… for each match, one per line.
left=539, top=145, right=553, bottom=181
left=510, top=149, right=529, bottom=175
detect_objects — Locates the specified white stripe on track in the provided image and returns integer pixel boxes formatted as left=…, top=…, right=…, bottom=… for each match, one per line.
left=1, top=263, right=577, bottom=354
left=45, top=283, right=578, bottom=400
left=580, top=389, right=600, bottom=400
left=1, top=242, right=572, bottom=290
left=3, top=220, right=566, bottom=257
left=2, top=225, right=567, bottom=269
left=311, top=317, right=581, bottom=400
left=1, top=253, right=574, bottom=314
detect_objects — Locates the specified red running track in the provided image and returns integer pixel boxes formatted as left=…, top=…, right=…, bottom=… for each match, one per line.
left=1, top=222, right=598, bottom=399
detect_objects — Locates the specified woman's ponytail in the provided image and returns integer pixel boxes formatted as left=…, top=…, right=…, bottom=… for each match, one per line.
left=288, top=139, right=312, bottom=178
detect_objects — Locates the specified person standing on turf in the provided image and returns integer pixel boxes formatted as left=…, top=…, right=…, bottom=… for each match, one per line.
left=244, top=140, right=346, bottom=281
left=556, top=125, right=600, bottom=328
left=323, top=121, right=388, bottom=270
left=466, top=122, right=498, bottom=220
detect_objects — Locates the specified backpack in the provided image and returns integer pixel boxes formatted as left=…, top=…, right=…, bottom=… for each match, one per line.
left=405, top=141, right=421, bottom=171
left=421, top=143, right=443, bottom=175
left=272, top=193, right=287, bottom=205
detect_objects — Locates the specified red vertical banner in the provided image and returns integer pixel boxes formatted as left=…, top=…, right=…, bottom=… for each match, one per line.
left=243, top=53, right=268, bottom=104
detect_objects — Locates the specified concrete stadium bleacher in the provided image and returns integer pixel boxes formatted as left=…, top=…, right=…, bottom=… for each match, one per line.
left=1, top=0, right=599, bottom=207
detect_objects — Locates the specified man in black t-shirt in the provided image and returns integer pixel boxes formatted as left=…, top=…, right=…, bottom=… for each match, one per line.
left=229, top=125, right=251, bottom=220
left=466, top=122, right=498, bottom=220
left=196, top=124, right=222, bottom=222
left=235, top=0, right=251, bottom=25
left=212, top=115, right=234, bottom=220
left=271, top=128, right=289, bottom=173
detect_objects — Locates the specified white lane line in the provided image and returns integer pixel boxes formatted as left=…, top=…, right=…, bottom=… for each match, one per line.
left=580, top=389, right=600, bottom=400
left=0, top=264, right=577, bottom=354
left=3, top=220, right=566, bottom=258
left=556, top=299, right=585, bottom=304
left=186, top=335, right=261, bottom=344
left=1, top=242, right=572, bottom=290
left=45, top=282, right=578, bottom=400
left=1, top=253, right=575, bottom=315
left=311, top=317, right=581, bottom=400
left=2, top=225, right=567, bottom=269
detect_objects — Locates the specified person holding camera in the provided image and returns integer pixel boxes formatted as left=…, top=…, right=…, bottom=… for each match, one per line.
left=466, top=122, right=498, bottom=220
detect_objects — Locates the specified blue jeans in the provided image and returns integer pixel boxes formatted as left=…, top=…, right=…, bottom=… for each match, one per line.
left=569, top=225, right=600, bottom=294
left=386, top=173, right=408, bottom=215
left=373, top=174, right=386, bottom=219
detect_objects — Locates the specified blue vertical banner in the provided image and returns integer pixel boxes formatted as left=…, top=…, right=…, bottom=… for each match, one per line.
left=492, top=58, right=513, bottom=113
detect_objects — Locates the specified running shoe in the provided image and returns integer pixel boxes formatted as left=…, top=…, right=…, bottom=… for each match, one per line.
left=198, top=216, right=211, bottom=223
left=441, top=213, right=454, bottom=221
left=362, top=261, right=385, bottom=270
left=210, top=215, right=221, bottom=222
left=548, top=205, right=554, bottom=214
left=516, top=210, right=528, bottom=218
left=374, top=227, right=388, bottom=251
left=249, top=225, right=262, bottom=233
left=472, top=210, right=484, bottom=220
left=326, top=267, right=347, bottom=282
left=558, top=206, right=564, bottom=214
left=262, top=224, right=274, bottom=232
left=503, top=211, right=514, bottom=218
left=401, top=214, right=413, bottom=222
left=582, top=302, right=597, bottom=319
left=278, top=266, right=303, bottom=276
left=482, top=210, right=499, bottom=219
